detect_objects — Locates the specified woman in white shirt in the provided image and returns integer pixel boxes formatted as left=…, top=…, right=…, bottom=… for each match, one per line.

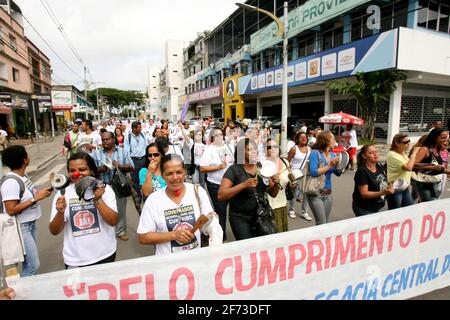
left=287, top=132, right=312, bottom=221
left=138, top=154, right=213, bottom=255
left=200, top=128, right=234, bottom=241
left=49, top=152, right=118, bottom=269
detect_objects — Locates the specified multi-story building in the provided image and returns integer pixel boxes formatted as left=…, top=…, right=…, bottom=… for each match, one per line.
left=0, top=1, right=32, bottom=137
left=178, top=0, right=450, bottom=142
left=182, top=31, right=224, bottom=118
left=159, top=40, right=185, bottom=121
left=148, top=72, right=162, bottom=120
left=51, top=85, right=91, bottom=124
left=27, top=38, right=53, bottom=133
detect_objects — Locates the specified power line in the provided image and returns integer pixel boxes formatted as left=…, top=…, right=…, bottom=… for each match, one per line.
left=39, top=0, right=84, bottom=65
left=0, top=30, right=68, bottom=86
left=21, top=14, right=84, bottom=81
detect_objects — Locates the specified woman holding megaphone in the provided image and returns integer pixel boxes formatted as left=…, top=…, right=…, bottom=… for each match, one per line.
left=49, top=152, right=118, bottom=269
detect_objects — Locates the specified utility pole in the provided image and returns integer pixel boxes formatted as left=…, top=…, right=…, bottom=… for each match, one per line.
left=96, top=87, right=99, bottom=121
left=84, top=66, right=88, bottom=120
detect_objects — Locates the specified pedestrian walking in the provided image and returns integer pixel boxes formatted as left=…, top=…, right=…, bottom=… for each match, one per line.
left=140, top=143, right=166, bottom=200
left=307, top=131, right=343, bottom=225
left=287, top=131, right=312, bottom=221
left=49, top=152, right=118, bottom=269
left=386, top=133, right=419, bottom=209
left=92, top=132, right=134, bottom=241
left=1, top=146, right=53, bottom=277
left=78, top=120, right=102, bottom=154
left=124, top=121, right=150, bottom=208
left=200, top=127, right=234, bottom=241
left=137, top=154, right=213, bottom=255
left=218, top=138, right=280, bottom=240
left=353, top=145, right=395, bottom=216
left=63, top=121, right=81, bottom=158
left=265, top=139, right=290, bottom=233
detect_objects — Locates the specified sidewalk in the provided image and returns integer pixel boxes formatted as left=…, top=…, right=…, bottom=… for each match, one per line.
left=1, top=138, right=63, bottom=177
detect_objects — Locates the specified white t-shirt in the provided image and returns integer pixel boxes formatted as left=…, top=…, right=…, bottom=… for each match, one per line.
left=49, top=184, right=118, bottom=267
left=137, top=184, right=213, bottom=256
left=106, top=125, right=115, bottom=133
left=78, top=132, right=102, bottom=150
left=0, top=129, right=8, bottom=137
left=344, top=129, right=358, bottom=149
left=1, top=173, right=42, bottom=224
left=200, top=144, right=234, bottom=185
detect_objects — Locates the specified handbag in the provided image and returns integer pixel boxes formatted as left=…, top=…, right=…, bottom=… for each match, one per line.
left=412, top=150, right=444, bottom=184
left=253, top=192, right=277, bottom=236
left=303, top=152, right=326, bottom=196
left=111, top=169, right=132, bottom=198
left=280, top=158, right=294, bottom=201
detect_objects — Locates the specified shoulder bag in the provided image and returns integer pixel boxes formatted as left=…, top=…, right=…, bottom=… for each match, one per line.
left=280, top=158, right=294, bottom=201
left=412, top=149, right=443, bottom=184
left=303, top=151, right=326, bottom=196
left=111, top=169, right=132, bottom=198
left=241, top=167, right=276, bottom=236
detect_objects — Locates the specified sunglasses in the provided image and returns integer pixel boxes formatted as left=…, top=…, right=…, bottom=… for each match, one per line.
left=267, top=145, right=279, bottom=150
left=400, top=140, right=411, bottom=144
left=148, top=153, right=161, bottom=158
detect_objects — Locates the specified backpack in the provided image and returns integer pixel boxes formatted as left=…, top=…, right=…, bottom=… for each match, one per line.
left=0, top=175, right=26, bottom=214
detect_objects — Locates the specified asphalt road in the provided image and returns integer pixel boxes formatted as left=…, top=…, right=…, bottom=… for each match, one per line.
left=28, top=156, right=450, bottom=300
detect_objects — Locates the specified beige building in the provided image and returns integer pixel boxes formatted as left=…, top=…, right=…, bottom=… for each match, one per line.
left=0, top=2, right=32, bottom=137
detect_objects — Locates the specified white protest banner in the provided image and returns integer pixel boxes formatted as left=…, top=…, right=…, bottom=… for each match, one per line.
left=12, top=199, right=450, bottom=300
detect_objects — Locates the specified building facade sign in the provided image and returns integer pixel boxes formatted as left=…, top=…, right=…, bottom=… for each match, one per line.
left=51, top=90, right=73, bottom=110
left=241, top=29, right=398, bottom=95
left=223, top=74, right=245, bottom=121
left=187, top=85, right=222, bottom=103
left=250, top=0, right=371, bottom=55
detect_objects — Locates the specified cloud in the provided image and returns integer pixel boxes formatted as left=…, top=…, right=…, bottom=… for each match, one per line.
left=15, top=0, right=244, bottom=91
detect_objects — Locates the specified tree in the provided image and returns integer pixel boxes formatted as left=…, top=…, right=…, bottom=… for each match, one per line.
left=87, top=88, right=145, bottom=109
left=327, top=70, right=407, bottom=141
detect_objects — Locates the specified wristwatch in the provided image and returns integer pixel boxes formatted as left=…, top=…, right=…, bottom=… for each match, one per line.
left=31, top=197, right=37, bottom=206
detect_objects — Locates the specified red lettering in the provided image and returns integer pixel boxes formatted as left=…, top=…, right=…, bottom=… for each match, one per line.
left=169, top=268, right=195, bottom=300
left=88, top=283, right=117, bottom=300
left=399, top=220, right=413, bottom=248
left=369, top=226, right=385, bottom=256
left=420, top=215, right=434, bottom=243
left=385, top=223, right=400, bottom=251
left=331, top=233, right=356, bottom=268
left=119, top=276, right=142, bottom=300
left=324, top=237, right=332, bottom=269
left=215, top=258, right=234, bottom=295
left=145, top=274, right=155, bottom=300
left=356, top=229, right=370, bottom=261
left=306, top=240, right=324, bottom=274
left=258, top=248, right=287, bottom=286
left=433, top=211, right=446, bottom=239
left=288, top=244, right=306, bottom=279
left=235, top=253, right=258, bottom=292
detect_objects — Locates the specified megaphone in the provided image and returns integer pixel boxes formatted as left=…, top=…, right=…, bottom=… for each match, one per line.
left=75, top=176, right=105, bottom=202
left=50, top=174, right=70, bottom=196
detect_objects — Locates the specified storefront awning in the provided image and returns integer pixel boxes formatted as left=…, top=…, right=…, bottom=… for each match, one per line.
left=0, top=105, right=12, bottom=114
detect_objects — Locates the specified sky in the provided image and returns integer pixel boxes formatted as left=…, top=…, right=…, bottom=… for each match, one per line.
left=14, top=0, right=246, bottom=92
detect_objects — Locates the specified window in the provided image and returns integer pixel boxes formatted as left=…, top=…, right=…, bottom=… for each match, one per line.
left=173, top=54, right=178, bottom=57
left=12, top=68, right=20, bottom=82
left=9, top=35, right=17, bottom=51
left=418, top=0, right=450, bottom=34
left=173, top=70, right=178, bottom=73
left=0, top=62, right=7, bottom=80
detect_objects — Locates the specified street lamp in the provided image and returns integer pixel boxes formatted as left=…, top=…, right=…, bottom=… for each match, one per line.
left=236, top=2, right=289, bottom=155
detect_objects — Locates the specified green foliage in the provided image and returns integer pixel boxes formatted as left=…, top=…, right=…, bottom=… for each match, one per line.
left=87, top=88, right=145, bottom=107
left=328, top=70, right=407, bottom=141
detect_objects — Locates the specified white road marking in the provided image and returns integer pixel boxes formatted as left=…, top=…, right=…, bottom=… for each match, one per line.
left=33, top=163, right=66, bottom=187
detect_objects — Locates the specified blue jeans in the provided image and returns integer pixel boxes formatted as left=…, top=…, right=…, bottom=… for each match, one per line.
left=193, top=168, right=206, bottom=190
left=307, top=194, right=333, bottom=225
left=412, top=181, right=438, bottom=203
left=387, top=189, right=414, bottom=210
left=207, top=181, right=228, bottom=241
left=20, top=221, right=40, bottom=277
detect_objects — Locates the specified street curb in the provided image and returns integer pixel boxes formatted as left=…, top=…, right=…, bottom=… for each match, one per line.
left=27, top=152, right=62, bottom=176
